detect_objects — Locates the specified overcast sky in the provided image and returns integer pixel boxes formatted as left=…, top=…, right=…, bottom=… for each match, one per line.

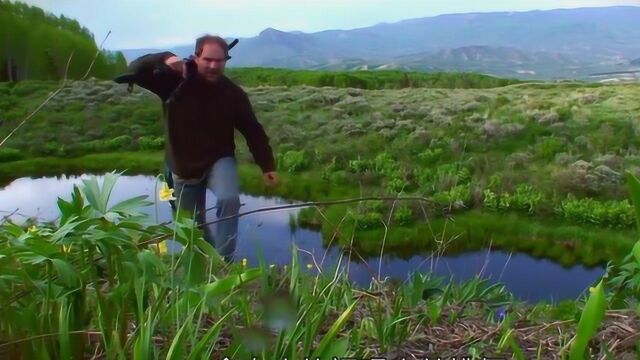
left=21, top=0, right=640, bottom=50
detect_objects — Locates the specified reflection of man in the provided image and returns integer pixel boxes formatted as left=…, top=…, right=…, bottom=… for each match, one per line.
left=127, top=34, right=278, bottom=262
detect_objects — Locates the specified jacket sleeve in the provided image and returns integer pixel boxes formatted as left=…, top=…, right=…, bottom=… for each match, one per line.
left=128, top=51, right=181, bottom=101
left=234, top=91, right=276, bottom=173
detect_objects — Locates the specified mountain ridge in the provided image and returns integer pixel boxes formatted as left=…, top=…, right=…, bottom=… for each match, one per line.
left=120, top=6, right=640, bottom=79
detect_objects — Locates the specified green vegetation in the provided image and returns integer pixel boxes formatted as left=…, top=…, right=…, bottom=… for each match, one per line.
left=225, top=67, right=523, bottom=89
left=0, top=171, right=638, bottom=358
left=2, top=78, right=640, bottom=250
left=0, top=0, right=127, bottom=81
left=1, top=4, right=639, bottom=358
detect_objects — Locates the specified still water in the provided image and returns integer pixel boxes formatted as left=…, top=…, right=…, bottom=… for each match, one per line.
left=0, top=174, right=605, bottom=302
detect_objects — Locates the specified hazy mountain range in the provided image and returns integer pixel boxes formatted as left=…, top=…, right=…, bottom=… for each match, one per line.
left=119, top=6, right=640, bottom=80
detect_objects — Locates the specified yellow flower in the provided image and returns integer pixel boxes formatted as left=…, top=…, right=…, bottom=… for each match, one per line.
left=241, top=258, right=248, bottom=268
left=589, top=286, right=596, bottom=293
left=306, top=263, right=313, bottom=270
left=28, top=225, right=37, bottom=233
left=150, top=241, right=168, bottom=255
left=62, top=244, right=72, bottom=254
left=158, top=241, right=168, bottom=255
left=159, top=182, right=176, bottom=201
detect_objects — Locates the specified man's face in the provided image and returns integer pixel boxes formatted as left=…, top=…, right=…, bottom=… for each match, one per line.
left=195, top=42, right=226, bottom=82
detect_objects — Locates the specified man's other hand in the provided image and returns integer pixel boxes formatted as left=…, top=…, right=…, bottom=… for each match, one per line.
left=164, top=56, right=186, bottom=78
left=263, top=171, right=279, bottom=187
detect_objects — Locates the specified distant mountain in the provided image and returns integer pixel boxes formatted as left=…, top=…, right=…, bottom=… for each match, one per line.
left=631, top=58, right=640, bottom=66
left=120, top=6, right=640, bottom=79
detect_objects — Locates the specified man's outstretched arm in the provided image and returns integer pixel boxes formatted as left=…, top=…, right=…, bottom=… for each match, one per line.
left=128, top=51, right=182, bottom=101
left=234, top=91, right=277, bottom=177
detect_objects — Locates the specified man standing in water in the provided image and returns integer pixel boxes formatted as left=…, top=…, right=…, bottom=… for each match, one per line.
left=126, top=35, right=278, bottom=262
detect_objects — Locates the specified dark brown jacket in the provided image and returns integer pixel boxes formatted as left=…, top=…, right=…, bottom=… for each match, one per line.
left=128, top=51, right=275, bottom=179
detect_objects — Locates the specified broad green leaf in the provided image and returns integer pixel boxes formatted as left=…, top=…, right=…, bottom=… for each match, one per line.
left=81, top=176, right=102, bottom=213
left=109, top=195, right=152, bottom=214
left=50, top=217, right=87, bottom=244
left=625, top=172, right=640, bottom=231
left=98, top=172, right=120, bottom=214
left=203, top=268, right=262, bottom=298
left=57, top=197, right=75, bottom=225
left=569, top=279, right=607, bottom=360
left=71, top=185, right=84, bottom=212
left=311, top=300, right=357, bottom=359
left=103, top=211, right=120, bottom=223
left=12, top=248, right=50, bottom=264
left=51, top=258, right=80, bottom=287
left=81, top=172, right=123, bottom=214
left=632, top=241, right=640, bottom=266
left=137, top=250, right=166, bottom=273
left=318, top=337, right=349, bottom=360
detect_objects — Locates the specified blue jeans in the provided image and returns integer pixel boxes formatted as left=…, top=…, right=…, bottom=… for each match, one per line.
left=168, top=157, right=240, bottom=262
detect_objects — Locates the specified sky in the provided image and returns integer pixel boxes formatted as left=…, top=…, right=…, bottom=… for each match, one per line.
left=21, top=0, right=640, bottom=50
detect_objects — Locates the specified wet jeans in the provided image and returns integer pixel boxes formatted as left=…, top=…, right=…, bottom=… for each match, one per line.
left=167, top=157, right=240, bottom=262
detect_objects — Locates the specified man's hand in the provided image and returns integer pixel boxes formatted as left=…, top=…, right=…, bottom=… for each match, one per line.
left=263, top=171, right=279, bottom=187
left=164, top=56, right=186, bottom=78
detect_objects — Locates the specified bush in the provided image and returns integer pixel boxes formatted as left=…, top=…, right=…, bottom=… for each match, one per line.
left=138, top=136, right=165, bottom=150
left=385, top=177, right=410, bottom=194
left=106, top=135, right=133, bottom=150
left=354, top=212, right=383, bottom=230
left=0, top=147, right=25, bottom=162
left=554, top=196, right=635, bottom=228
left=279, top=150, right=310, bottom=173
left=534, top=137, right=565, bottom=160
left=348, top=156, right=374, bottom=173
left=417, top=148, right=443, bottom=165
left=374, top=152, right=400, bottom=177
left=433, top=184, right=471, bottom=208
left=418, top=162, right=472, bottom=192
left=392, top=205, right=413, bottom=225
left=483, top=184, right=544, bottom=214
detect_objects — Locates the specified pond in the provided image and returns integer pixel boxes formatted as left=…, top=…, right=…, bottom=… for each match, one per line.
left=0, top=174, right=605, bottom=303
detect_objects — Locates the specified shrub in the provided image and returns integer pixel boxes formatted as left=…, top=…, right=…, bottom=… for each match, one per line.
left=554, top=195, right=635, bottom=228
left=106, top=135, right=133, bottom=150
left=534, top=137, right=565, bottom=160
left=0, top=147, right=25, bottom=162
left=279, top=150, right=310, bottom=173
left=417, top=148, right=443, bottom=165
left=138, top=136, right=165, bottom=150
left=392, top=205, right=414, bottom=225
left=348, top=156, right=374, bottom=173
left=433, top=184, right=471, bottom=208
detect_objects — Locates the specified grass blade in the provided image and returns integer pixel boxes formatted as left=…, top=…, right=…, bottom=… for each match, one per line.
left=311, top=300, right=357, bottom=359
left=58, top=299, right=72, bottom=360
left=187, top=307, right=236, bottom=360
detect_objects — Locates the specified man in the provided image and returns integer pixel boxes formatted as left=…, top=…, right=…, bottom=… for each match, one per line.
left=127, top=34, right=278, bottom=262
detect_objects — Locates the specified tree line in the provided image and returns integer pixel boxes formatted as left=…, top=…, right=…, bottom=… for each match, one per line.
left=0, top=0, right=127, bottom=81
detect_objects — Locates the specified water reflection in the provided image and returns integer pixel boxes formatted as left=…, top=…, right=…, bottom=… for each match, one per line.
left=0, top=174, right=605, bottom=302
